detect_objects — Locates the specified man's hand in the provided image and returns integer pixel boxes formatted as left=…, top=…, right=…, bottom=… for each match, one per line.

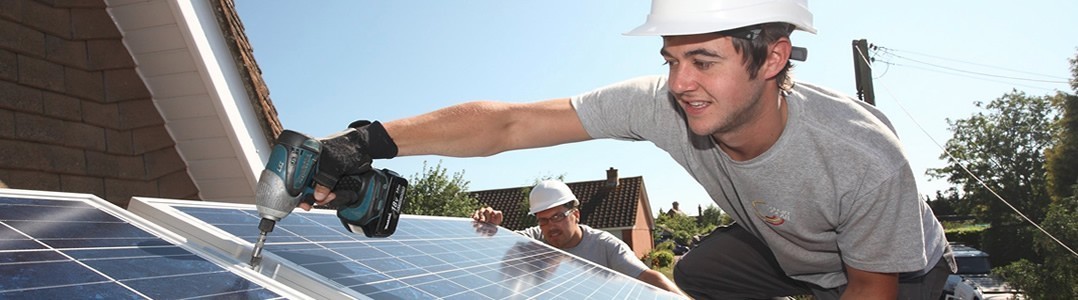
left=303, top=120, right=397, bottom=210
left=472, top=207, right=503, bottom=226
left=636, top=269, right=688, bottom=298
left=472, top=220, right=499, bottom=237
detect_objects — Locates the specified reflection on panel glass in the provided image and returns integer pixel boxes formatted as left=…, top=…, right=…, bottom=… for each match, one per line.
left=174, top=205, right=680, bottom=299
left=0, top=196, right=282, bottom=299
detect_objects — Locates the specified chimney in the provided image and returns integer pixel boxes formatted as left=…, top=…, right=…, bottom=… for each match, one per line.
left=605, top=167, right=619, bottom=188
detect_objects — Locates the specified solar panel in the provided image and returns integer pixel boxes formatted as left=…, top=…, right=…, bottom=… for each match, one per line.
left=128, top=197, right=682, bottom=299
left=0, top=189, right=299, bottom=299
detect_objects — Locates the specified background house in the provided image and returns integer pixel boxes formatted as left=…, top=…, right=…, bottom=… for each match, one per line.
left=469, top=168, right=657, bottom=258
left=0, top=0, right=279, bottom=206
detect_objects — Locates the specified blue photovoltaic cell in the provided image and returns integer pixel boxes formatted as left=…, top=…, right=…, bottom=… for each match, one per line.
left=173, top=205, right=680, bottom=299
left=0, top=195, right=282, bottom=299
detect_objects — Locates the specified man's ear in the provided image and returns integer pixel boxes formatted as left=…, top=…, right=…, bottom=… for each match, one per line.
left=762, top=37, right=792, bottom=80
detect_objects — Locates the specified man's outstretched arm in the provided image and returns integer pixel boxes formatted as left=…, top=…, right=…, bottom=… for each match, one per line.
left=312, top=98, right=590, bottom=204
left=386, top=98, right=590, bottom=157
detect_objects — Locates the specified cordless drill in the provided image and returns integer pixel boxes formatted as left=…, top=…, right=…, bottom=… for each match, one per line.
left=249, top=130, right=408, bottom=268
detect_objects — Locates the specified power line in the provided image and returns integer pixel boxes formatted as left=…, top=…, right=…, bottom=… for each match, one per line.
left=874, top=59, right=1060, bottom=92
left=878, top=47, right=1071, bottom=81
left=888, top=53, right=1069, bottom=84
left=870, top=45, right=1063, bottom=91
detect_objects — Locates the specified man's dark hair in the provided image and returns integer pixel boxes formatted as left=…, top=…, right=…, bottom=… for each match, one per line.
left=726, top=22, right=796, bottom=91
left=562, top=199, right=579, bottom=210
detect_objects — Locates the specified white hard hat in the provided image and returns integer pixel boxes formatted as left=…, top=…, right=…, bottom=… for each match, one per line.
left=528, top=180, right=577, bottom=215
left=625, top=0, right=817, bottom=36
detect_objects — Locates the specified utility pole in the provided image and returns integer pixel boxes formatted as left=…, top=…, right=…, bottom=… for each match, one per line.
left=851, top=39, right=876, bottom=106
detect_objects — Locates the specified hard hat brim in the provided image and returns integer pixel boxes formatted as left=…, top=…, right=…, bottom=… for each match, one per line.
left=528, top=197, right=575, bottom=215
left=624, top=20, right=816, bottom=36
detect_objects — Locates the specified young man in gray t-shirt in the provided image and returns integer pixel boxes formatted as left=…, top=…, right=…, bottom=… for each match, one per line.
left=307, top=0, right=955, bottom=298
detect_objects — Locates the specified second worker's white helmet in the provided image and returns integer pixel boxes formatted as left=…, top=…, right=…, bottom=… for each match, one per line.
left=528, top=180, right=577, bottom=215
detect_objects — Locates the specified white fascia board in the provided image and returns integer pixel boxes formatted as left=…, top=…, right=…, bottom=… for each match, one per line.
left=169, top=0, right=271, bottom=190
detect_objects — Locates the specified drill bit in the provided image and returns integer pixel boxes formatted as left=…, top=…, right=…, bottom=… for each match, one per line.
left=249, top=232, right=267, bottom=268
left=249, top=218, right=276, bottom=269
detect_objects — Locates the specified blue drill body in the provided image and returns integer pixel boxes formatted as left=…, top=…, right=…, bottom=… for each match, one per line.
left=249, top=130, right=407, bottom=268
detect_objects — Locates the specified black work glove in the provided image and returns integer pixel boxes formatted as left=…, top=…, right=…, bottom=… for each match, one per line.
left=313, top=120, right=397, bottom=189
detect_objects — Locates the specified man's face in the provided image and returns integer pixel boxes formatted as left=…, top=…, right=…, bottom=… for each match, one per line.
left=660, top=34, right=769, bottom=137
left=535, top=206, right=580, bottom=249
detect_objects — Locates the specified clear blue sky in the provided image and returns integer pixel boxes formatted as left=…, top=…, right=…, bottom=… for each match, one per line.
left=235, top=1, right=1076, bottom=217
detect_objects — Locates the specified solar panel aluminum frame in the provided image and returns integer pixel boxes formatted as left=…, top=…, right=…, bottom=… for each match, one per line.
left=128, top=197, right=372, bottom=300
left=0, top=189, right=306, bottom=299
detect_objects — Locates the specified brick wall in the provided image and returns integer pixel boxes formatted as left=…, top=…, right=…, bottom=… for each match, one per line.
left=0, top=0, right=199, bottom=207
left=628, top=198, right=655, bottom=258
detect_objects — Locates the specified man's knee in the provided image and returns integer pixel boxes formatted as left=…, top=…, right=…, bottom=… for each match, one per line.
left=671, top=252, right=700, bottom=287
left=671, top=224, right=809, bottom=298
left=672, top=252, right=708, bottom=297
left=671, top=226, right=742, bottom=295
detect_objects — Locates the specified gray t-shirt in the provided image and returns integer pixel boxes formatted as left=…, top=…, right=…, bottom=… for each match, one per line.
left=570, top=75, right=950, bottom=288
left=518, top=224, right=649, bottom=278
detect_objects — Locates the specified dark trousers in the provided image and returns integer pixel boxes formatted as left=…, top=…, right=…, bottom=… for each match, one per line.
left=673, top=224, right=952, bottom=300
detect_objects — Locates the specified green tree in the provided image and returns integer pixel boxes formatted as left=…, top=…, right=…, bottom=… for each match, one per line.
left=925, top=189, right=959, bottom=216
left=655, top=211, right=713, bottom=246
left=997, top=187, right=1078, bottom=299
left=402, top=161, right=479, bottom=217
left=697, top=204, right=733, bottom=227
left=927, top=90, right=1060, bottom=265
left=1046, top=53, right=1078, bottom=203
left=996, top=50, right=1078, bottom=300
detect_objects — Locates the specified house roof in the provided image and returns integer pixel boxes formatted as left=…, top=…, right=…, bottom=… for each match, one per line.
left=105, top=0, right=280, bottom=203
left=470, top=174, right=654, bottom=231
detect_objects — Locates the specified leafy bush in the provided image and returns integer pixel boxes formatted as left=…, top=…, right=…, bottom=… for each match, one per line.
left=643, top=249, right=675, bottom=268
left=944, top=223, right=987, bottom=248
left=652, top=250, right=675, bottom=268
left=655, top=240, right=676, bottom=252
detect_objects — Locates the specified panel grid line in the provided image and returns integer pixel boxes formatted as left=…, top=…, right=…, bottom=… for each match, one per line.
left=0, top=194, right=285, bottom=299
left=0, top=218, right=153, bottom=298
left=0, top=281, right=117, bottom=294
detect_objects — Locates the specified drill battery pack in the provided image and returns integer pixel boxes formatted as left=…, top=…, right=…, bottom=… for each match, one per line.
left=331, top=169, right=408, bottom=238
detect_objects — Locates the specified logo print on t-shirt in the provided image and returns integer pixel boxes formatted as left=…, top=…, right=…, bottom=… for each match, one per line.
left=752, top=200, right=790, bottom=226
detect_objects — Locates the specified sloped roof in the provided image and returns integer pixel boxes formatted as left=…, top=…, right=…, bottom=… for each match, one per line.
left=210, top=0, right=282, bottom=142
left=470, top=176, right=653, bottom=231
left=105, top=0, right=280, bottom=203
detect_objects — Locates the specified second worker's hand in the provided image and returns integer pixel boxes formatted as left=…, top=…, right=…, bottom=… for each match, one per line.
left=472, top=207, right=503, bottom=226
